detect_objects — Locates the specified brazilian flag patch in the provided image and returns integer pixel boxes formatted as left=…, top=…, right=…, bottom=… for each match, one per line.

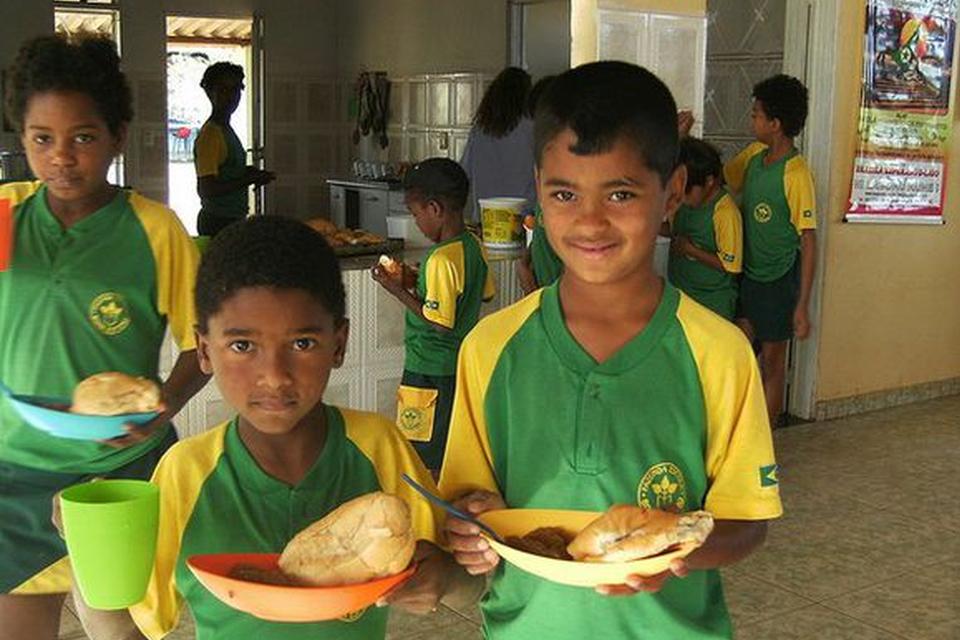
left=759, top=464, right=780, bottom=487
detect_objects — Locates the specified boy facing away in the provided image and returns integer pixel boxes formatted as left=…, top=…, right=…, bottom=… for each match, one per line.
left=71, top=217, right=477, bottom=640
left=439, top=61, right=782, bottom=640
left=724, top=74, right=817, bottom=425
left=667, top=136, right=743, bottom=321
left=372, top=159, right=494, bottom=472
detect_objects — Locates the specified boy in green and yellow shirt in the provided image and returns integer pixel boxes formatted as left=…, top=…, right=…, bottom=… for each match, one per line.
left=373, top=159, right=494, bottom=472
left=724, top=74, right=817, bottom=425
left=667, top=137, right=743, bottom=320
left=440, top=61, right=782, bottom=640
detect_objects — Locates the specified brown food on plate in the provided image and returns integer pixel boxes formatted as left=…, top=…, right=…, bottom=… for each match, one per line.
left=567, top=506, right=714, bottom=563
left=506, top=526, right=574, bottom=561
left=278, top=492, right=415, bottom=587
left=378, top=255, right=402, bottom=278
left=71, top=372, right=162, bottom=416
left=228, top=564, right=298, bottom=586
left=305, top=217, right=338, bottom=236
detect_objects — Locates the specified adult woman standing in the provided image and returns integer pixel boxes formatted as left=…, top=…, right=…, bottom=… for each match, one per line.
left=459, top=67, right=534, bottom=221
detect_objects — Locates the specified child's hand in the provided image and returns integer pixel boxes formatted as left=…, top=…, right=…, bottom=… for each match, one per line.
left=793, top=304, right=811, bottom=339
left=371, top=264, right=406, bottom=297
left=377, top=541, right=449, bottom=614
left=51, top=492, right=64, bottom=538
left=677, top=110, right=695, bottom=137
left=516, top=255, right=538, bottom=295
left=671, top=235, right=693, bottom=257
left=444, top=490, right=505, bottom=575
left=595, top=558, right=688, bottom=596
left=99, top=403, right=169, bottom=449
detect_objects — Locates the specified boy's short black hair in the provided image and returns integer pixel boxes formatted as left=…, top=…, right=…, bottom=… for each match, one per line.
left=533, top=61, right=679, bottom=185
left=5, top=35, right=132, bottom=136
left=752, top=74, right=808, bottom=138
left=678, top=137, right=723, bottom=192
left=200, top=61, right=244, bottom=91
left=195, top=216, right=346, bottom=333
left=402, top=157, right=469, bottom=213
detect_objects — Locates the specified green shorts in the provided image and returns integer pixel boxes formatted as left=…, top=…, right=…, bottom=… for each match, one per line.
left=396, top=370, right=455, bottom=472
left=739, top=258, right=799, bottom=343
left=685, top=286, right=738, bottom=321
left=0, top=426, right=177, bottom=594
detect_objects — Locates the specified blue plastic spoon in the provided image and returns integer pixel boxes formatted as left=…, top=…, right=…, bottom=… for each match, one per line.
left=400, top=473, right=504, bottom=542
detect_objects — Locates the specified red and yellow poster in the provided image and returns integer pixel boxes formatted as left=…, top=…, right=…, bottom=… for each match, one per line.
left=847, top=0, right=957, bottom=223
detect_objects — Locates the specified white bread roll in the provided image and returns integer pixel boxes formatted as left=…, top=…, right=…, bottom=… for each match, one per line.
left=71, top=372, right=162, bottom=416
left=567, top=506, right=713, bottom=563
left=278, top=492, right=415, bottom=587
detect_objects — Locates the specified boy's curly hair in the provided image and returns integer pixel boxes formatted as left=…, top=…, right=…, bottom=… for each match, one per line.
left=195, top=216, right=347, bottom=333
left=679, top=137, right=724, bottom=192
left=4, top=35, right=132, bottom=135
left=752, top=74, right=809, bottom=138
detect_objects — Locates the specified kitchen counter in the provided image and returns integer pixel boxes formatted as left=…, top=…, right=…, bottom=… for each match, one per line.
left=326, top=176, right=401, bottom=191
left=338, top=246, right=522, bottom=272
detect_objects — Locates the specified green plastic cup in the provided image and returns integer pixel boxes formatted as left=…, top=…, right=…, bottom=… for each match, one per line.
left=61, top=479, right=159, bottom=609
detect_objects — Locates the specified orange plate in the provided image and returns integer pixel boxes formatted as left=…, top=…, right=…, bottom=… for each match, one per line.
left=187, top=553, right=415, bottom=622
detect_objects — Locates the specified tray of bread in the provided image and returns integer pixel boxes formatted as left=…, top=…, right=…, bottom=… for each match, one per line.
left=305, top=218, right=404, bottom=257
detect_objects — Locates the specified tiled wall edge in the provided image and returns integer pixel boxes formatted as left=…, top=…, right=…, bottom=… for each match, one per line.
left=814, top=377, right=960, bottom=422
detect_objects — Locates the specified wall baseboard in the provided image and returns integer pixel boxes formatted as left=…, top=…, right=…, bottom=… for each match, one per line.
left=815, top=377, right=960, bottom=421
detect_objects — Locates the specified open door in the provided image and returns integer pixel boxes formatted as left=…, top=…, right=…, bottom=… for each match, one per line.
left=250, top=14, right=266, bottom=216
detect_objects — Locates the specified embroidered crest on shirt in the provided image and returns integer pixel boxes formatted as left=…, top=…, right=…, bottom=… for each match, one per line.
left=753, top=203, right=773, bottom=223
left=88, top=292, right=131, bottom=336
left=759, top=463, right=780, bottom=487
left=637, top=462, right=687, bottom=512
left=399, top=407, right=423, bottom=432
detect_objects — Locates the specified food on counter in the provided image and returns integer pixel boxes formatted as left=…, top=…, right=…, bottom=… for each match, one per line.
left=71, top=372, right=162, bottom=416
left=567, top=506, right=714, bottom=563
left=305, top=218, right=385, bottom=248
left=506, top=526, right=574, bottom=560
left=378, top=255, right=402, bottom=278
left=278, top=492, right=415, bottom=587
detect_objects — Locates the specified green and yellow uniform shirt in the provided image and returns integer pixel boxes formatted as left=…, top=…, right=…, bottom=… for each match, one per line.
left=724, top=142, right=816, bottom=282
left=439, top=283, right=782, bottom=640
left=529, top=205, right=563, bottom=288
left=667, top=190, right=742, bottom=319
left=0, top=182, right=199, bottom=473
left=404, top=232, right=495, bottom=377
left=194, top=120, right=248, bottom=219
left=130, top=406, right=441, bottom=640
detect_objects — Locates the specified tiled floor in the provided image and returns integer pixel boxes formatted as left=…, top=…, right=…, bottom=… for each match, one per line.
left=61, top=395, right=960, bottom=639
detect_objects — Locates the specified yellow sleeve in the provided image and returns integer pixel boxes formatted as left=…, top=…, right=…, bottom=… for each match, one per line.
left=480, top=242, right=496, bottom=302
left=193, top=123, right=226, bottom=178
left=422, top=245, right=463, bottom=329
left=785, top=156, right=817, bottom=233
left=0, top=180, right=42, bottom=210
left=676, top=296, right=783, bottom=520
left=130, top=192, right=201, bottom=351
left=341, top=408, right=442, bottom=543
left=712, top=194, right=742, bottom=274
left=438, top=292, right=543, bottom=501
left=129, top=425, right=229, bottom=640
left=723, top=142, right=766, bottom=194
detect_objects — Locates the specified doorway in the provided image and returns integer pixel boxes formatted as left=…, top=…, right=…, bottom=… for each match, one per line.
left=164, top=16, right=259, bottom=235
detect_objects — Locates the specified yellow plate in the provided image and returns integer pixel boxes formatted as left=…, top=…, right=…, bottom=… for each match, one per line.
left=478, top=508, right=695, bottom=588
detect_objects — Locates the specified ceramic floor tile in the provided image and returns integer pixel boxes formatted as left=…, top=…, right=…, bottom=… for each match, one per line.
left=736, top=604, right=905, bottom=640
left=722, top=572, right=814, bottom=628
left=823, top=556, right=960, bottom=640
left=387, top=604, right=474, bottom=639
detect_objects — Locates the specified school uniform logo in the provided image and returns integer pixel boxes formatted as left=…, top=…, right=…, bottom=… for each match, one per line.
left=637, top=462, right=687, bottom=512
left=753, top=203, right=773, bottom=223
left=88, top=292, right=131, bottom=336
left=399, top=407, right=424, bottom=433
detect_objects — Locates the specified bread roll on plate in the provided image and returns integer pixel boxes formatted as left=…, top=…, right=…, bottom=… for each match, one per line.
left=279, top=492, right=415, bottom=587
left=378, top=255, right=402, bottom=278
left=567, top=506, right=713, bottom=563
left=71, top=372, right=162, bottom=416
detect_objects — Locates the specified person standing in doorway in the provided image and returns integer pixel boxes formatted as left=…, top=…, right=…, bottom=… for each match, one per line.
left=194, top=62, right=274, bottom=237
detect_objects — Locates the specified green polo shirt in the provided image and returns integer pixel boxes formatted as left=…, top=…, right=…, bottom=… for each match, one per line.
left=195, top=120, right=248, bottom=219
left=0, top=182, right=199, bottom=473
left=724, top=143, right=817, bottom=282
left=439, top=283, right=782, bottom=640
left=667, top=190, right=742, bottom=319
left=130, top=406, right=441, bottom=640
left=404, top=232, right=495, bottom=377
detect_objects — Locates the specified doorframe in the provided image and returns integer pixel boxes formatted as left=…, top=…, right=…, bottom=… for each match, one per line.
left=783, top=0, right=841, bottom=420
left=250, top=14, right=266, bottom=216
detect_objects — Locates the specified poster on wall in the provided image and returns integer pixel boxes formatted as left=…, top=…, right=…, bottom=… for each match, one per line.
left=846, top=0, right=958, bottom=224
